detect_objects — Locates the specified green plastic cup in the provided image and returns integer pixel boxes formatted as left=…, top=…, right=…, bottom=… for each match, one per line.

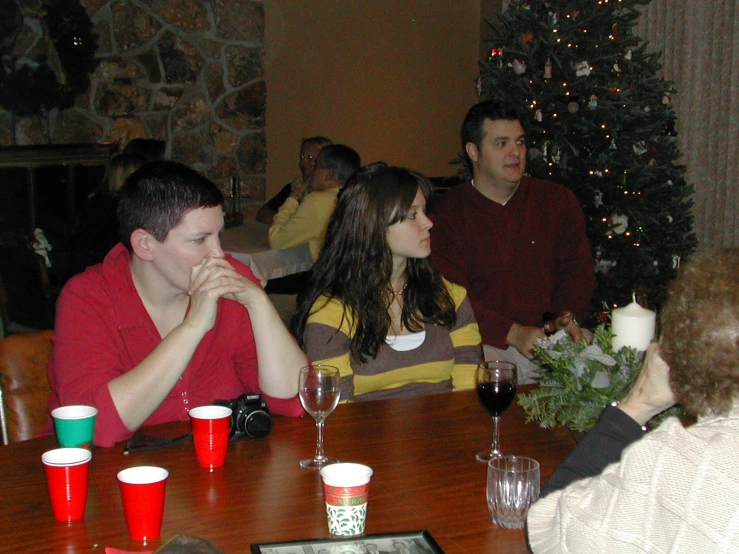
left=51, top=405, right=98, bottom=449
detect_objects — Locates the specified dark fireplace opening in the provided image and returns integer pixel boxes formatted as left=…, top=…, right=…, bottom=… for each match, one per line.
left=0, top=144, right=116, bottom=331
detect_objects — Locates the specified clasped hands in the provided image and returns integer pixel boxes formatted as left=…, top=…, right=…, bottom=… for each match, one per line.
left=185, top=256, right=264, bottom=332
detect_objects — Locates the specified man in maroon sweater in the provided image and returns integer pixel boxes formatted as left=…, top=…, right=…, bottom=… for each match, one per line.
left=429, top=100, right=596, bottom=383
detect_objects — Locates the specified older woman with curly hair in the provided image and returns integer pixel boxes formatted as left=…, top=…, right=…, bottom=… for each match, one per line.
left=292, top=163, right=482, bottom=401
left=526, top=248, right=739, bottom=553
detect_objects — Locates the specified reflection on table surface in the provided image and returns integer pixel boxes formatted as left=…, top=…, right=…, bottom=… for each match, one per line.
left=0, top=388, right=576, bottom=553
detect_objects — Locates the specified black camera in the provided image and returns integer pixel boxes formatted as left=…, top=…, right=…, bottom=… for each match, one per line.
left=214, top=393, right=273, bottom=439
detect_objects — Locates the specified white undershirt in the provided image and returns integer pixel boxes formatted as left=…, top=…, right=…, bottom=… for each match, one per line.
left=385, top=330, right=426, bottom=351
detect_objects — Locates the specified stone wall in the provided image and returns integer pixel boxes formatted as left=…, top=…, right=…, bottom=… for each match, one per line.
left=1, top=0, right=267, bottom=200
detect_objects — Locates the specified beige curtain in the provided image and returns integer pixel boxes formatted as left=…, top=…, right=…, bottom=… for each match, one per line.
left=497, top=0, right=739, bottom=250
left=637, top=1, right=739, bottom=250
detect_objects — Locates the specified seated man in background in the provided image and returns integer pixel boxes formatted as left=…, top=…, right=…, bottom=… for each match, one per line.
left=527, top=248, right=739, bottom=553
left=48, top=161, right=306, bottom=447
left=269, top=144, right=360, bottom=261
left=256, top=136, right=333, bottom=224
left=429, top=100, right=595, bottom=383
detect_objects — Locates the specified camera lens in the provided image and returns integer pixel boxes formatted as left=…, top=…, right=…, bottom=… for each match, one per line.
left=244, top=410, right=273, bottom=438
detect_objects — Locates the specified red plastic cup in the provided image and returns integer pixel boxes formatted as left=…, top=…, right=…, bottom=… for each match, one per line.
left=117, top=466, right=168, bottom=541
left=189, top=405, right=232, bottom=470
left=42, top=448, right=92, bottom=522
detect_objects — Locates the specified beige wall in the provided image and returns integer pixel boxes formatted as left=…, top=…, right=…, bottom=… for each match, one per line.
left=263, top=0, right=481, bottom=197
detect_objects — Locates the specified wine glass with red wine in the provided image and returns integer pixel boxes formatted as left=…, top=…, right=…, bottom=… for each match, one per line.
left=475, top=361, right=517, bottom=462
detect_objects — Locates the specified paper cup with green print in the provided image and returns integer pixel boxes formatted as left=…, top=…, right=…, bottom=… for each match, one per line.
left=320, top=463, right=373, bottom=536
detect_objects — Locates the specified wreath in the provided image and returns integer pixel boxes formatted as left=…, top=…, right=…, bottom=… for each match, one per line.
left=0, top=0, right=98, bottom=116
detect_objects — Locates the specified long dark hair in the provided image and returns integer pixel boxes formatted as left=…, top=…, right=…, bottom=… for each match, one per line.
left=293, top=163, right=456, bottom=363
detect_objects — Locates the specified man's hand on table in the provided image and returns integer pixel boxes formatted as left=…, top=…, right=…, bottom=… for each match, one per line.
left=507, top=323, right=546, bottom=359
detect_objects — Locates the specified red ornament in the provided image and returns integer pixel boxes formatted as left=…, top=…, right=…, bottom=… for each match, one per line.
left=489, top=47, right=504, bottom=59
left=522, top=32, right=535, bottom=43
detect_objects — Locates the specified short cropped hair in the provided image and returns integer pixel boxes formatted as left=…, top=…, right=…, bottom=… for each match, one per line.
left=315, top=144, right=361, bottom=184
left=117, top=161, right=223, bottom=251
left=461, top=100, right=524, bottom=169
left=301, top=136, right=333, bottom=150
left=660, top=248, right=739, bottom=417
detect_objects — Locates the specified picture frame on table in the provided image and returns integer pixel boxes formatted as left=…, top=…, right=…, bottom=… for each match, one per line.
left=251, top=530, right=444, bottom=554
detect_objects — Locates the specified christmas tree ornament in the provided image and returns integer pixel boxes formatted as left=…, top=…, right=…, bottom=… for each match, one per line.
left=644, top=106, right=651, bottom=112
left=625, top=49, right=633, bottom=60
left=609, top=139, right=617, bottom=150
left=672, top=255, right=681, bottom=269
left=489, top=47, right=504, bottom=59
left=594, top=190, right=603, bottom=208
left=535, top=109, right=543, bottom=121
left=589, top=95, right=598, bottom=109
left=666, top=215, right=673, bottom=223
left=574, top=61, right=591, bottom=76
left=522, top=32, right=535, bottom=43
left=567, top=101, right=579, bottom=113
left=544, top=58, right=552, bottom=78
left=596, top=258, right=616, bottom=276
left=662, top=93, right=671, bottom=104
left=511, top=59, right=527, bottom=75
left=609, top=214, right=629, bottom=234
left=549, top=11, right=558, bottom=26
left=613, top=62, right=621, bottom=73
left=633, top=142, right=648, bottom=155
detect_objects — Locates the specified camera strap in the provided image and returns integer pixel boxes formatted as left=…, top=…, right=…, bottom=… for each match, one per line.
left=123, top=432, right=193, bottom=454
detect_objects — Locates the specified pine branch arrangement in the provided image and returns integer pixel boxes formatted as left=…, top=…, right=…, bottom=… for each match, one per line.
left=519, top=324, right=682, bottom=432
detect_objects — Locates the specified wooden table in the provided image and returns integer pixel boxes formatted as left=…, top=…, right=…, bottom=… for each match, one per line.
left=0, top=389, right=576, bottom=553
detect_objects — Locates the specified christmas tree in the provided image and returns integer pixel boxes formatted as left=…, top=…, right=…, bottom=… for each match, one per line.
left=477, top=0, right=696, bottom=320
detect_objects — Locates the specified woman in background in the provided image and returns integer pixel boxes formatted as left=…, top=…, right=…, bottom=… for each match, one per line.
left=68, top=152, right=146, bottom=274
left=293, top=163, right=482, bottom=401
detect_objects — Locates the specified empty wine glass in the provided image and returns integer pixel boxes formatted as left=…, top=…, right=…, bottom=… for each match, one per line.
left=299, top=364, right=341, bottom=469
left=476, top=361, right=517, bottom=462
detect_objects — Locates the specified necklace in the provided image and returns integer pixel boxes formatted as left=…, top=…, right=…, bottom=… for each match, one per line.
left=389, top=284, right=407, bottom=297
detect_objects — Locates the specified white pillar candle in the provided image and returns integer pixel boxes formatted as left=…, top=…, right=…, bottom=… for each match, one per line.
left=610, top=298, right=656, bottom=351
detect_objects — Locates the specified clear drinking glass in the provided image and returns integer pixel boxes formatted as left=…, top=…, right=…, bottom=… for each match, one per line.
left=475, top=361, right=517, bottom=462
left=487, top=455, right=540, bottom=529
left=299, top=364, right=341, bottom=469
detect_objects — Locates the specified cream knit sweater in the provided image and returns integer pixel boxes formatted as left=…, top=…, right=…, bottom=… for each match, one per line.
left=527, top=406, right=739, bottom=553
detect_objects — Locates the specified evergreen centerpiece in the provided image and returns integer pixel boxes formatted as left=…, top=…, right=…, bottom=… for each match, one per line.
left=519, top=325, right=682, bottom=432
left=477, top=0, right=697, bottom=318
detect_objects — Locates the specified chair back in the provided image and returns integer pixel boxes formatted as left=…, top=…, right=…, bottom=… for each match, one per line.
left=0, top=330, right=53, bottom=444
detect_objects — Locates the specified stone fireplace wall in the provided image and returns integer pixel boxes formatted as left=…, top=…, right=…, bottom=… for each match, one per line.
left=0, top=0, right=267, bottom=201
